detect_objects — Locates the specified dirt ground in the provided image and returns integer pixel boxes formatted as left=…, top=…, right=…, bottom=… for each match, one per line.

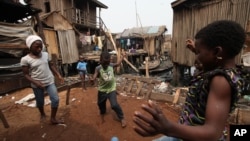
left=0, top=83, right=180, bottom=141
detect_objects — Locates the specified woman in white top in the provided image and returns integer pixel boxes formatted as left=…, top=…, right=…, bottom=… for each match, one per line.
left=20, top=35, right=64, bottom=124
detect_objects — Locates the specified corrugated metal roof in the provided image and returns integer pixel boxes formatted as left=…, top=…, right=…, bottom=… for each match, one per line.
left=171, top=0, right=186, bottom=8
left=91, top=0, right=108, bottom=9
left=0, top=0, right=41, bottom=23
left=119, top=25, right=167, bottom=38
left=171, top=0, right=215, bottom=9
left=147, top=26, right=159, bottom=34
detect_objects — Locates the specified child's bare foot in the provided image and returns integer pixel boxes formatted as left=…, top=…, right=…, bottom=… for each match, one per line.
left=101, top=115, right=105, bottom=123
left=82, top=88, right=87, bottom=92
left=121, top=119, right=127, bottom=128
left=40, top=115, right=46, bottom=123
left=84, top=87, right=87, bottom=90
left=50, top=119, right=64, bottom=125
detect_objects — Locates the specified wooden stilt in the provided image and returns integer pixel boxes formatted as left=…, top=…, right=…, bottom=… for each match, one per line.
left=0, top=109, right=9, bottom=128
left=66, top=85, right=71, bottom=105
left=135, top=82, right=143, bottom=96
left=126, top=79, right=134, bottom=93
left=145, top=83, right=153, bottom=99
left=119, top=77, right=127, bottom=92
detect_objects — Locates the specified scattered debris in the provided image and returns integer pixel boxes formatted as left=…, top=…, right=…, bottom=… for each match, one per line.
left=153, top=82, right=169, bottom=93
left=15, top=93, right=35, bottom=104
left=41, top=133, right=46, bottom=138
left=57, top=123, right=67, bottom=128
left=15, top=94, right=51, bottom=107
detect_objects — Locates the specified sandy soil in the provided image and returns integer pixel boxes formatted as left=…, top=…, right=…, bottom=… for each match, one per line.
left=0, top=83, right=180, bottom=141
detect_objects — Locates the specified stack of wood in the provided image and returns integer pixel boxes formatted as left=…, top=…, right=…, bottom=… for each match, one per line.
left=116, top=74, right=187, bottom=105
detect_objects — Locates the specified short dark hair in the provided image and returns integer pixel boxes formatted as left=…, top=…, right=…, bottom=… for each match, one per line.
left=100, top=52, right=110, bottom=61
left=195, top=20, right=246, bottom=58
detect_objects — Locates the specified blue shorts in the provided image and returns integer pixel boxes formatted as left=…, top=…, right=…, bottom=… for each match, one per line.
left=79, top=70, right=87, bottom=76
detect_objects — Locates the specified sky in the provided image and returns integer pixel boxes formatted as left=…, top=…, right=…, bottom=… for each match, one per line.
left=99, top=0, right=176, bottom=34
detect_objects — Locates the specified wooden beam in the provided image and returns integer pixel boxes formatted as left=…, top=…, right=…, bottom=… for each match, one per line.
left=35, top=13, right=46, bottom=47
left=65, top=85, right=71, bottom=105
left=135, top=82, right=143, bottom=96
left=173, top=88, right=180, bottom=104
left=106, top=31, right=139, bottom=72
left=0, top=44, right=27, bottom=49
left=126, top=79, right=134, bottom=93
left=0, top=109, right=9, bottom=128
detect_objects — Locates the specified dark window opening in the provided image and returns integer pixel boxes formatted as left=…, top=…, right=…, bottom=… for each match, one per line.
left=44, top=2, right=50, bottom=13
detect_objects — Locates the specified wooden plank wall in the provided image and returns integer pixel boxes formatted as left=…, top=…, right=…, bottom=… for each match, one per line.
left=171, top=0, right=250, bottom=66
left=43, top=29, right=59, bottom=59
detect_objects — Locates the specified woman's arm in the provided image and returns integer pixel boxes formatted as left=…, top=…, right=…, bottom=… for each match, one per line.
left=22, top=66, right=44, bottom=88
left=49, top=61, right=64, bottom=84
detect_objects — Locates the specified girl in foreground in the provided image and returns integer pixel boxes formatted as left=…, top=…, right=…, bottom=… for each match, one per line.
left=133, top=20, right=247, bottom=141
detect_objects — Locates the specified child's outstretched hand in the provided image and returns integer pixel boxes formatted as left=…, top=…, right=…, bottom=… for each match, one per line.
left=89, top=78, right=95, bottom=86
left=133, top=100, right=170, bottom=137
left=58, top=75, right=64, bottom=84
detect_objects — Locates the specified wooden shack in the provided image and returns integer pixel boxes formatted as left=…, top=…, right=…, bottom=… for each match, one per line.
left=30, top=0, right=108, bottom=46
left=40, top=11, right=79, bottom=64
left=241, top=21, right=250, bottom=67
left=117, top=25, right=167, bottom=56
left=0, top=0, right=42, bottom=95
left=170, top=0, right=250, bottom=85
left=30, top=0, right=109, bottom=74
left=114, top=26, right=168, bottom=73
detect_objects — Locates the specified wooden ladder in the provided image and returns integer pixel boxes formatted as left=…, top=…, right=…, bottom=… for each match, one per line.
left=118, top=74, right=161, bottom=98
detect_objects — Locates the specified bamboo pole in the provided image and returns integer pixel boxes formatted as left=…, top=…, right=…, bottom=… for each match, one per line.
left=106, top=31, right=139, bottom=72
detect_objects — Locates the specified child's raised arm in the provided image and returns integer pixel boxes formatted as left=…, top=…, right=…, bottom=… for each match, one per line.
left=186, top=39, right=196, bottom=54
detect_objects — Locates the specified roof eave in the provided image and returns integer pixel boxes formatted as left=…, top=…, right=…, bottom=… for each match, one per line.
left=171, top=0, right=187, bottom=8
left=91, top=0, right=108, bottom=9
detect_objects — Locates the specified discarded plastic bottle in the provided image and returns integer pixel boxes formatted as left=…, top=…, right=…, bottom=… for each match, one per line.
left=110, top=136, right=119, bottom=141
